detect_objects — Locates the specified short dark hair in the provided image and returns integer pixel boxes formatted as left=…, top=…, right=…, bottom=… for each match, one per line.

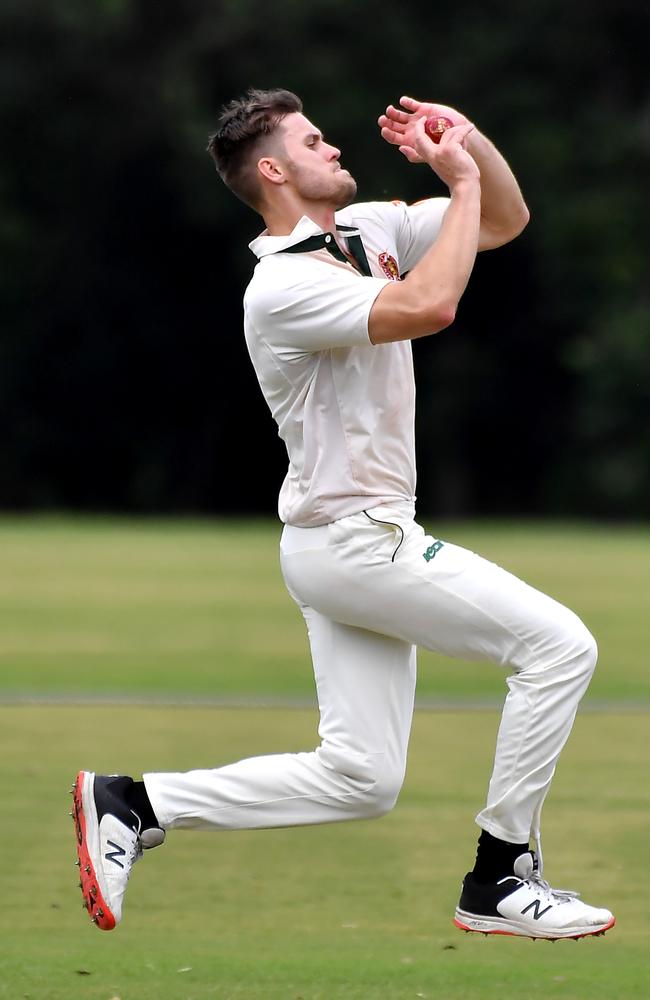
left=207, top=88, right=303, bottom=210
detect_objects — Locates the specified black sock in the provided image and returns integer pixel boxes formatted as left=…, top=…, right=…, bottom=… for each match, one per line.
left=125, top=780, right=161, bottom=831
left=471, top=830, right=529, bottom=884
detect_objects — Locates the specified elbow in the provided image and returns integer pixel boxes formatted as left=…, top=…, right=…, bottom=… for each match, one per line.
left=480, top=203, right=530, bottom=250
left=368, top=285, right=459, bottom=344
left=413, top=298, right=458, bottom=337
left=409, top=284, right=460, bottom=334
left=506, top=202, right=530, bottom=241
left=515, top=203, right=531, bottom=236
left=432, top=304, right=457, bottom=331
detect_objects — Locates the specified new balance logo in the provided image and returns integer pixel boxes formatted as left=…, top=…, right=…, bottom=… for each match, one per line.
left=423, top=541, right=444, bottom=562
left=521, top=899, right=553, bottom=920
left=105, top=840, right=127, bottom=869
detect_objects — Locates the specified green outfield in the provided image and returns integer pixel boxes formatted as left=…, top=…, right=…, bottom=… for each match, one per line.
left=1, top=516, right=649, bottom=703
left=1, top=705, right=648, bottom=999
left=1, top=517, right=649, bottom=998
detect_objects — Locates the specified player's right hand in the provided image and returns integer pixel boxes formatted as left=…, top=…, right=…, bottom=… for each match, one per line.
left=403, top=119, right=480, bottom=188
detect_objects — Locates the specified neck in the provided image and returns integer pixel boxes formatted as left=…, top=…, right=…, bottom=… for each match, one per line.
left=263, top=200, right=338, bottom=237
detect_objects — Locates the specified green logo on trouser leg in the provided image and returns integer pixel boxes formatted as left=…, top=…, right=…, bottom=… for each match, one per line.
left=423, top=541, right=444, bottom=562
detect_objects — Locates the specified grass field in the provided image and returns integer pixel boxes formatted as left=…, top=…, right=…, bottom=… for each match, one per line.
left=1, top=516, right=649, bottom=703
left=1, top=705, right=648, bottom=999
left=1, top=517, right=649, bottom=998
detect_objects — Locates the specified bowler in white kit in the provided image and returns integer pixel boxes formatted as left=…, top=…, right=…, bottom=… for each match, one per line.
left=72, top=88, right=615, bottom=941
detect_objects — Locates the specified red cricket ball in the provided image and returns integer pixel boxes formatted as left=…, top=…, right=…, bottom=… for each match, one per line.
left=424, top=115, right=454, bottom=143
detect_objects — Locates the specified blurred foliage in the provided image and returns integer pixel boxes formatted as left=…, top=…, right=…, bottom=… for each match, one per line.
left=1, top=0, right=648, bottom=516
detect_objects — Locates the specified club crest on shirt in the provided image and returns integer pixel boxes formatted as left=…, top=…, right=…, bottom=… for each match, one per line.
left=378, top=251, right=400, bottom=281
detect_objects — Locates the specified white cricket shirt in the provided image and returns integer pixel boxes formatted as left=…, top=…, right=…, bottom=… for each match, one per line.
left=244, top=198, right=450, bottom=526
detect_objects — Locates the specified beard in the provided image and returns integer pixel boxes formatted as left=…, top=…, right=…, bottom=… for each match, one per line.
left=333, top=172, right=358, bottom=209
left=288, top=163, right=358, bottom=209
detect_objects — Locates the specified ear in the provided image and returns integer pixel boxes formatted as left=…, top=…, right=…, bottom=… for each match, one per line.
left=257, top=156, right=286, bottom=187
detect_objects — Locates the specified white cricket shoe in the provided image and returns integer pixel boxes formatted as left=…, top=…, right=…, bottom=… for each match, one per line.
left=454, top=851, right=615, bottom=940
left=71, top=771, right=164, bottom=930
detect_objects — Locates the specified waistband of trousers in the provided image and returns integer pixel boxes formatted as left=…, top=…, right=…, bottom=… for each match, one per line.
left=280, top=499, right=416, bottom=555
left=280, top=522, right=330, bottom=554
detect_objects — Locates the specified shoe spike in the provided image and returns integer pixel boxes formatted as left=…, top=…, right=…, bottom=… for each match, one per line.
left=96, top=908, right=104, bottom=918
left=74, top=860, right=80, bottom=866
left=85, top=865, right=91, bottom=873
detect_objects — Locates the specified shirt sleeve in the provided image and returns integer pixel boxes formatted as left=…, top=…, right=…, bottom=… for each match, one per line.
left=245, top=263, right=389, bottom=356
left=380, top=198, right=451, bottom=273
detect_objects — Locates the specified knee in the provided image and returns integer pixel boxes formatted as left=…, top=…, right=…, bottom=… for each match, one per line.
left=578, top=625, right=598, bottom=679
left=582, top=626, right=598, bottom=667
left=353, top=762, right=405, bottom=819
left=322, top=751, right=405, bottom=819
left=567, top=617, right=598, bottom=677
left=519, top=613, right=598, bottom=685
left=557, top=616, right=598, bottom=682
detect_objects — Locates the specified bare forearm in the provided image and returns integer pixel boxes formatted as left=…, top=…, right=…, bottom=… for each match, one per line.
left=369, top=179, right=481, bottom=344
left=405, top=180, right=481, bottom=320
left=467, top=130, right=530, bottom=243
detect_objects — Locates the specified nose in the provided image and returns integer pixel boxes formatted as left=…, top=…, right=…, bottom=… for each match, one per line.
left=327, top=143, right=341, bottom=161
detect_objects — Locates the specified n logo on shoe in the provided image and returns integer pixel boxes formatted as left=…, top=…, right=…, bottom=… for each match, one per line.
left=521, top=899, right=553, bottom=920
left=105, top=840, right=127, bottom=869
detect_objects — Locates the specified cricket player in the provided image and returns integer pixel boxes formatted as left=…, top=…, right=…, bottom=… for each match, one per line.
left=72, top=88, right=615, bottom=940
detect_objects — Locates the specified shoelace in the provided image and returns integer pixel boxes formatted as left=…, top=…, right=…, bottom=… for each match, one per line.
left=527, top=868, right=580, bottom=903
left=126, top=810, right=144, bottom=871
left=531, top=816, right=580, bottom=901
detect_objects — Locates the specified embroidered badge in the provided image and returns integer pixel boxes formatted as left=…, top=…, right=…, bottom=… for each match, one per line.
left=378, top=251, right=400, bottom=281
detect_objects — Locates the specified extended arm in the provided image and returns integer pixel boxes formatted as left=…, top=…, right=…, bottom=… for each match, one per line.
left=378, top=97, right=529, bottom=250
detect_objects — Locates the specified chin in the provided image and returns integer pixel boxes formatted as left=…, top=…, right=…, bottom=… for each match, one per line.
left=335, top=176, right=358, bottom=209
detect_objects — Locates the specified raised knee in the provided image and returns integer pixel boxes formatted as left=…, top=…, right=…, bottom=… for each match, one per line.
left=569, top=616, right=597, bottom=666
left=520, top=615, right=598, bottom=682
left=580, top=627, right=598, bottom=676
left=583, top=628, right=598, bottom=665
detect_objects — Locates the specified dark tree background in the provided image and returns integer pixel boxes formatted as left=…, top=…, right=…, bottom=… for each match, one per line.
left=2, top=0, right=649, bottom=517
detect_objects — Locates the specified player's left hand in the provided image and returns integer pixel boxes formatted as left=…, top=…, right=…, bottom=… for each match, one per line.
left=378, top=96, right=472, bottom=164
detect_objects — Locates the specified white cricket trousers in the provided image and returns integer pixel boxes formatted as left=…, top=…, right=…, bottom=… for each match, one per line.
left=145, top=502, right=597, bottom=845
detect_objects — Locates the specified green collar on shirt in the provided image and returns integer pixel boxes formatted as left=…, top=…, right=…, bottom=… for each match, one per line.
left=279, top=224, right=372, bottom=277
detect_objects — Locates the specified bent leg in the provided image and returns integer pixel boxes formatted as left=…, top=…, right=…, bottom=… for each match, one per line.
left=280, top=507, right=597, bottom=844
left=144, top=609, right=416, bottom=831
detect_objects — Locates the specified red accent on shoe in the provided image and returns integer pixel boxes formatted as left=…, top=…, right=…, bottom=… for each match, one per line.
left=72, top=771, right=116, bottom=931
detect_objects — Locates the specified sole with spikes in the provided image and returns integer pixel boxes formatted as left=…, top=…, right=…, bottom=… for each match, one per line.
left=453, top=915, right=616, bottom=941
left=71, top=771, right=116, bottom=931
